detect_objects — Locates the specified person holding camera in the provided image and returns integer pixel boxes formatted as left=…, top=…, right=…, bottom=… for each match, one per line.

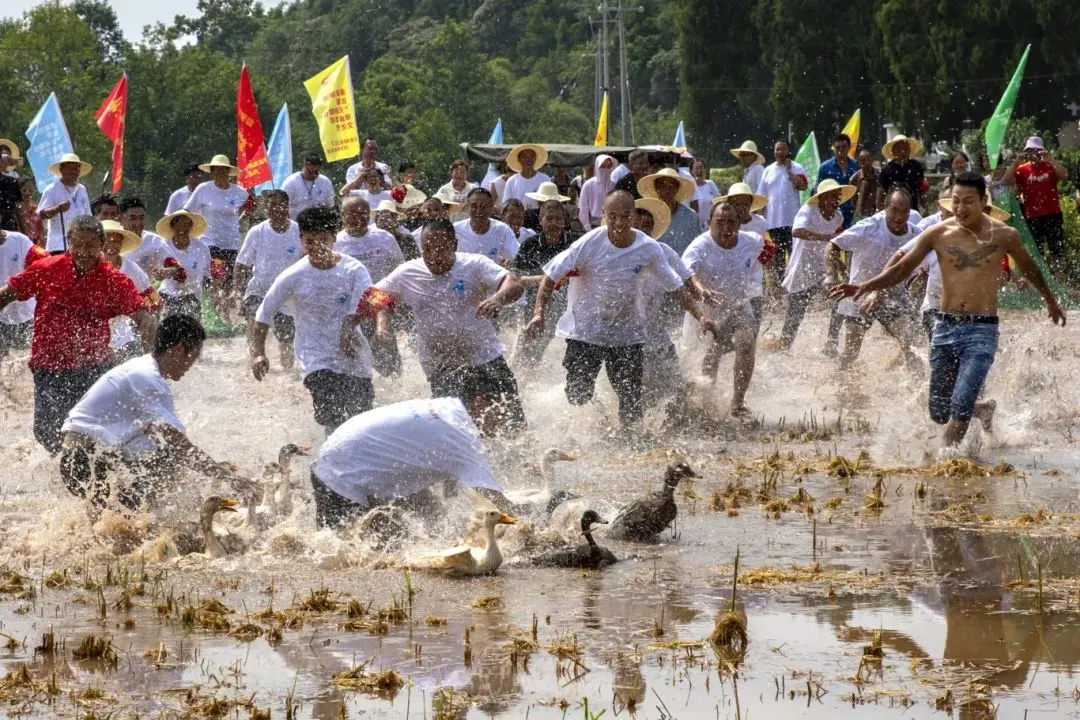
left=1003, top=136, right=1069, bottom=279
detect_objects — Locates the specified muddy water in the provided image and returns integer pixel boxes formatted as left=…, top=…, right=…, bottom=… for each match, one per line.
left=2, top=311, right=1079, bottom=719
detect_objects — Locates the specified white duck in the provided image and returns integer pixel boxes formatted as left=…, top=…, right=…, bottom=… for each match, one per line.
left=504, top=448, right=576, bottom=509
left=243, top=443, right=310, bottom=529
left=138, top=496, right=242, bottom=561
left=418, top=508, right=517, bottom=576
left=201, top=496, right=245, bottom=558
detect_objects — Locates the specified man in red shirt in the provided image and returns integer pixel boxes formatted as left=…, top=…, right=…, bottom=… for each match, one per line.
left=0, top=216, right=156, bottom=453
left=1003, top=136, right=1069, bottom=279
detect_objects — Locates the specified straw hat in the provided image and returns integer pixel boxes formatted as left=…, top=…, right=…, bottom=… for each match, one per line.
left=375, top=199, right=402, bottom=216
left=937, top=195, right=1011, bottom=222
left=155, top=210, right=208, bottom=240
left=807, top=179, right=857, bottom=206
left=506, top=144, right=549, bottom=173
left=729, top=140, right=765, bottom=165
left=198, top=154, right=241, bottom=176
left=100, top=220, right=141, bottom=255
left=0, top=139, right=23, bottom=166
left=48, top=152, right=93, bottom=178
left=634, top=198, right=671, bottom=239
left=432, top=188, right=462, bottom=213
left=525, top=181, right=570, bottom=203
left=714, top=182, right=767, bottom=213
left=881, top=135, right=924, bottom=161
left=399, top=184, right=428, bottom=209
left=638, top=167, right=696, bottom=203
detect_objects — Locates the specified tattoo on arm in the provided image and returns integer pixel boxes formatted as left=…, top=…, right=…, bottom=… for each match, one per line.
left=945, top=244, right=999, bottom=269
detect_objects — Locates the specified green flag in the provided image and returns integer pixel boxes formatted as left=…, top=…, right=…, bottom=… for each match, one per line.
left=985, top=44, right=1031, bottom=170
left=794, top=131, right=820, bottom=204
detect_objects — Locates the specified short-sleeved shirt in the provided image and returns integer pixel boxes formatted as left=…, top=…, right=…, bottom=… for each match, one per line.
left=643, top=243, right=693, bottom=350
left=0, top=231, right=43, bottom=325
left=165, top=186, right=194, bottom=215
left=110, top=257, right=151, bottom=349
left=312, top=397, right=498, bottom=504
left=1013, top=162, right=1062, bottom=219
left=453, top=218, right=519, bottom=265
left=657, top=202, right=705, bottom=255
left=7, top=254, right=143, bottom=371
left=159, top=239, right=212, bottom=297
left=502, top=172, right=552, bottom=211
left=183, top=181, right=249, bottom=250
left=236, top=219, right=303, bottom=299
left=692, top=180, right=720, bottom=224
left=127, top=231, right=170, bottom=277
left=256, top=254, right=374, bottom=379
left=542, top=227, right=684, bottom=347
left=335, top=227, right=405, bottom=283
left=782, top=204, right=844, bottom=294
left=740, top=213, right=770, bottom=298
left=816, top=156, right=858, bottom=227
left=345, top=160, right=392, bottom=186
left=514, top=231, right=576, bottom=307
left=900, top=235, right=940, bottom=312
left=682, top=231, right=765, bottom=311
left=281, top=172, right=335, bottom=219
left=757, top=161, right=806, bottom=229
left=62, top=354, right=184, bottom=458
left=376, top=254, right=509, bottom=375
left=831, top=212, right=919, bottom=317
left=878, top=159, right=926, bottom=212
left=39, top=181, right=92, bottom=253
left=742, top=163, right=764, bottom=192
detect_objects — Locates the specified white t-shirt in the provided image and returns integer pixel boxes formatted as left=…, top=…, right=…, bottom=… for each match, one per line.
left=236, top=219, right=303, bottom=300
left=39, top=181, right=92, bottom=253
left=61, top=354, right=184, bottom=458
left=349, top=188, right=395, bottom=208
left=376, top=254, right=508, bottom=375
left=281, top=172, right=335, bottom=219
left=0, top=232, right=38, bottom=325
left=543, top=227, right=685, bottom=347
left=110, top=257, right=151, bottom=349
left=692, top=180, right=720, bottom=224
left=159, top=239, right=212, bottom=297
left=514, top=227, right=537, bottom=244
left=165, top=186, right=193, bottom=216
left=740, top=214, right=769, bottom=298
left=756, top=161, right=805, bottom=229
left=782, top=204, right=843, bottom=294
left=832, top=212, right=919, bottom=317
left=642, top=243, right=693, bottom=351
left=312, top=397, right=498, bottom=504
left=682, top=231, right=764, bottom=313
left=453, top=218, right=520, bottom=265
left=345, top=160, right=391, bottom=186
left=183, top=181, right=249, bottom=250
left=255, top=254, right=374, bottom=379
left=334, top=227, right=405, bottom=283
left=611, top=164, right=630, bottom=185
left=916, top=212, right=942, bottom=232
left=502, top=172, right=552, bottom=211
left=127, top=231, right=169, bottom=277
left=742, top=163, right=764, bottom=192
left=491, top=175, right=509, bottom=204
left=899, top=236, right=940, bottom=312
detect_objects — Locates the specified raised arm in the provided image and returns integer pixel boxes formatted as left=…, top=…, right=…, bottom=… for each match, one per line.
left=831, top=229, right=937, bottom=300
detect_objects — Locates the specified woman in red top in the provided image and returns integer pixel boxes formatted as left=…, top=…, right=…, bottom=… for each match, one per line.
left=1003, top=136, right=1069, bottom=279
left=0, top=216, right=154, bottom=453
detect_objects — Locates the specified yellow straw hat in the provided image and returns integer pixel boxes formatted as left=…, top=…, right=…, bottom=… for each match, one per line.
left=729, top=140, right=765, bottom=165
left=155, top=210, right=208, bottom=240
left=432, top=188, right=463, bottom=213
left=47, top=152, right=93, bottom=178
left=525, top=181, right=571, bottom=203
left=506, top=144, right=549, bottom=173
left=634, top=198, right=672, bottom=239
left=638, top=167, right=696, bottom=203
left=937, top=195, right=1011, bottom=222
left=807, top=178, right=857, bottom=206
left=882, top=135, right=925, bottom=161
left=0, top=139, right=23, bottom=166
left=375, top=199, right=402, bottom=216
left=714, top=181, right=767, bottom=212
left=198, top=154, right=241, bottom=176
left=400, top=184, right=427, bottom=209
left=100, top=220, right=141, bottom=255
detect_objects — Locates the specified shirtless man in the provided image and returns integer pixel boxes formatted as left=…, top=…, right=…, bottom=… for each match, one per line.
left=831, top=172, right=1065, bottom=450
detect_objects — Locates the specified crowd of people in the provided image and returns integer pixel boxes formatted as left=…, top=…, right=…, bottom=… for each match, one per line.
left=0, top=132, right=1069, bottom=531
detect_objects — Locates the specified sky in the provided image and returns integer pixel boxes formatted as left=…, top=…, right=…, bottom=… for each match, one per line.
left=2, top=0, right=204, bottom=43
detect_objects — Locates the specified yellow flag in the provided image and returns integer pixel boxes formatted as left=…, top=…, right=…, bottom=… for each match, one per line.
left=841, top=109, right=860, bottom=158
left=593, top=92, right=609, bottom=147
left=304, top=56, right=360, bottom=162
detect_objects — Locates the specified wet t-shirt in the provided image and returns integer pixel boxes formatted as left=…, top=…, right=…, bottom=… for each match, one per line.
left=832, top=212, right=919, bottom=317
left=682, top=231, right=764, bottom=312
left=236, top=219, right=303, bottom=300
left=335, top=227, right=405, bottom=283
left=0, top=231, right=41, bottom=325
left=183, top=181, right=249, bottom=250
left=39, top=181, right=92, bottom=253
left=453, top=218, right=519, bottom=265
left=158, top=239, right=212, bottom=298
left=281, top=172, right=335, bottom=219
left=110, top=257, right=151, bottom=349
left=127, top=231, right=169, bottom=277
left=782, top=205, right=843, bottom=294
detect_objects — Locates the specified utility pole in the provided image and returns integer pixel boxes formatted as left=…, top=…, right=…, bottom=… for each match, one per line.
left=617, top=0, right=629, bottom=144
left=591, top=2, right=641, bottom=145
left=600, top=0, right=610, bottom=103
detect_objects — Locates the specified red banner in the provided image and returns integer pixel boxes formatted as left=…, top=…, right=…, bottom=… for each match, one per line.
left=94, top=73, right=127, bottom=193
left=236, top=65, right=271, bottom=189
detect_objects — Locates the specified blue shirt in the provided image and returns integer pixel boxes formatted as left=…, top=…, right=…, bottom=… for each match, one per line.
left=817, top=156, right=858, bottom=227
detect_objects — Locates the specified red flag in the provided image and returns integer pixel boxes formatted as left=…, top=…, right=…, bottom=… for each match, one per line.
left=94, top=73, right=127, bottom=193
left=236, top=65, right=271, bottom=189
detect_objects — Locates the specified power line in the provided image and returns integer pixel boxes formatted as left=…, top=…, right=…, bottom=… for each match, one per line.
left=656, top=70, right=1080, bottom=93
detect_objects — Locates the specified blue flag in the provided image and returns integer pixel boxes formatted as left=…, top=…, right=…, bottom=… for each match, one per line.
left=671, top=121, right=686, bottom=152
left=24, top=92, right=73, bottom=193
left=255, top=104, right=292, bottom=193
left=481, top=118, right=503, bottom=189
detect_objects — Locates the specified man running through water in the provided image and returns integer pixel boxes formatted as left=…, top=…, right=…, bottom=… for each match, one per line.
left=831, top=172, right=1065, bottom=451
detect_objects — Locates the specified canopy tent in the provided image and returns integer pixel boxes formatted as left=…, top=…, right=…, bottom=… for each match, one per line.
left=460, top=143, right=690, bottom=168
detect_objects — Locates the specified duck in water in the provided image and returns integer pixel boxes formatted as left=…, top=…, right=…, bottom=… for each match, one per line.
left=532, top=510, right=617, bottom=569
left=607, top=462, right=699, bottom=541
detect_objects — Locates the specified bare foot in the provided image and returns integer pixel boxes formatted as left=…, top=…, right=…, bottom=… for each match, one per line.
left=730, top=404, right=753, bottom=420
left=972, top=400, right=996, bottom=434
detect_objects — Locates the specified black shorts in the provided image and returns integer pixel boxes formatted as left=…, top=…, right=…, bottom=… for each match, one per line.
left=0, top=320, right=31, bottom=353
left=59, top=436, right=169, bottom=511
left=208, top=247, right=239, bottom=290
left=242, top=296, right=295, bottom=344
left=161, top=293, right=202, bottom=321
left=303, top=370, right=374, bottom=432
left=429, top=356, right=526, bottom=433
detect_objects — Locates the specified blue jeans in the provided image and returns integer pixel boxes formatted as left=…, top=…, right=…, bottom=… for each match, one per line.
left=928, top=316, right=998, bottom=424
